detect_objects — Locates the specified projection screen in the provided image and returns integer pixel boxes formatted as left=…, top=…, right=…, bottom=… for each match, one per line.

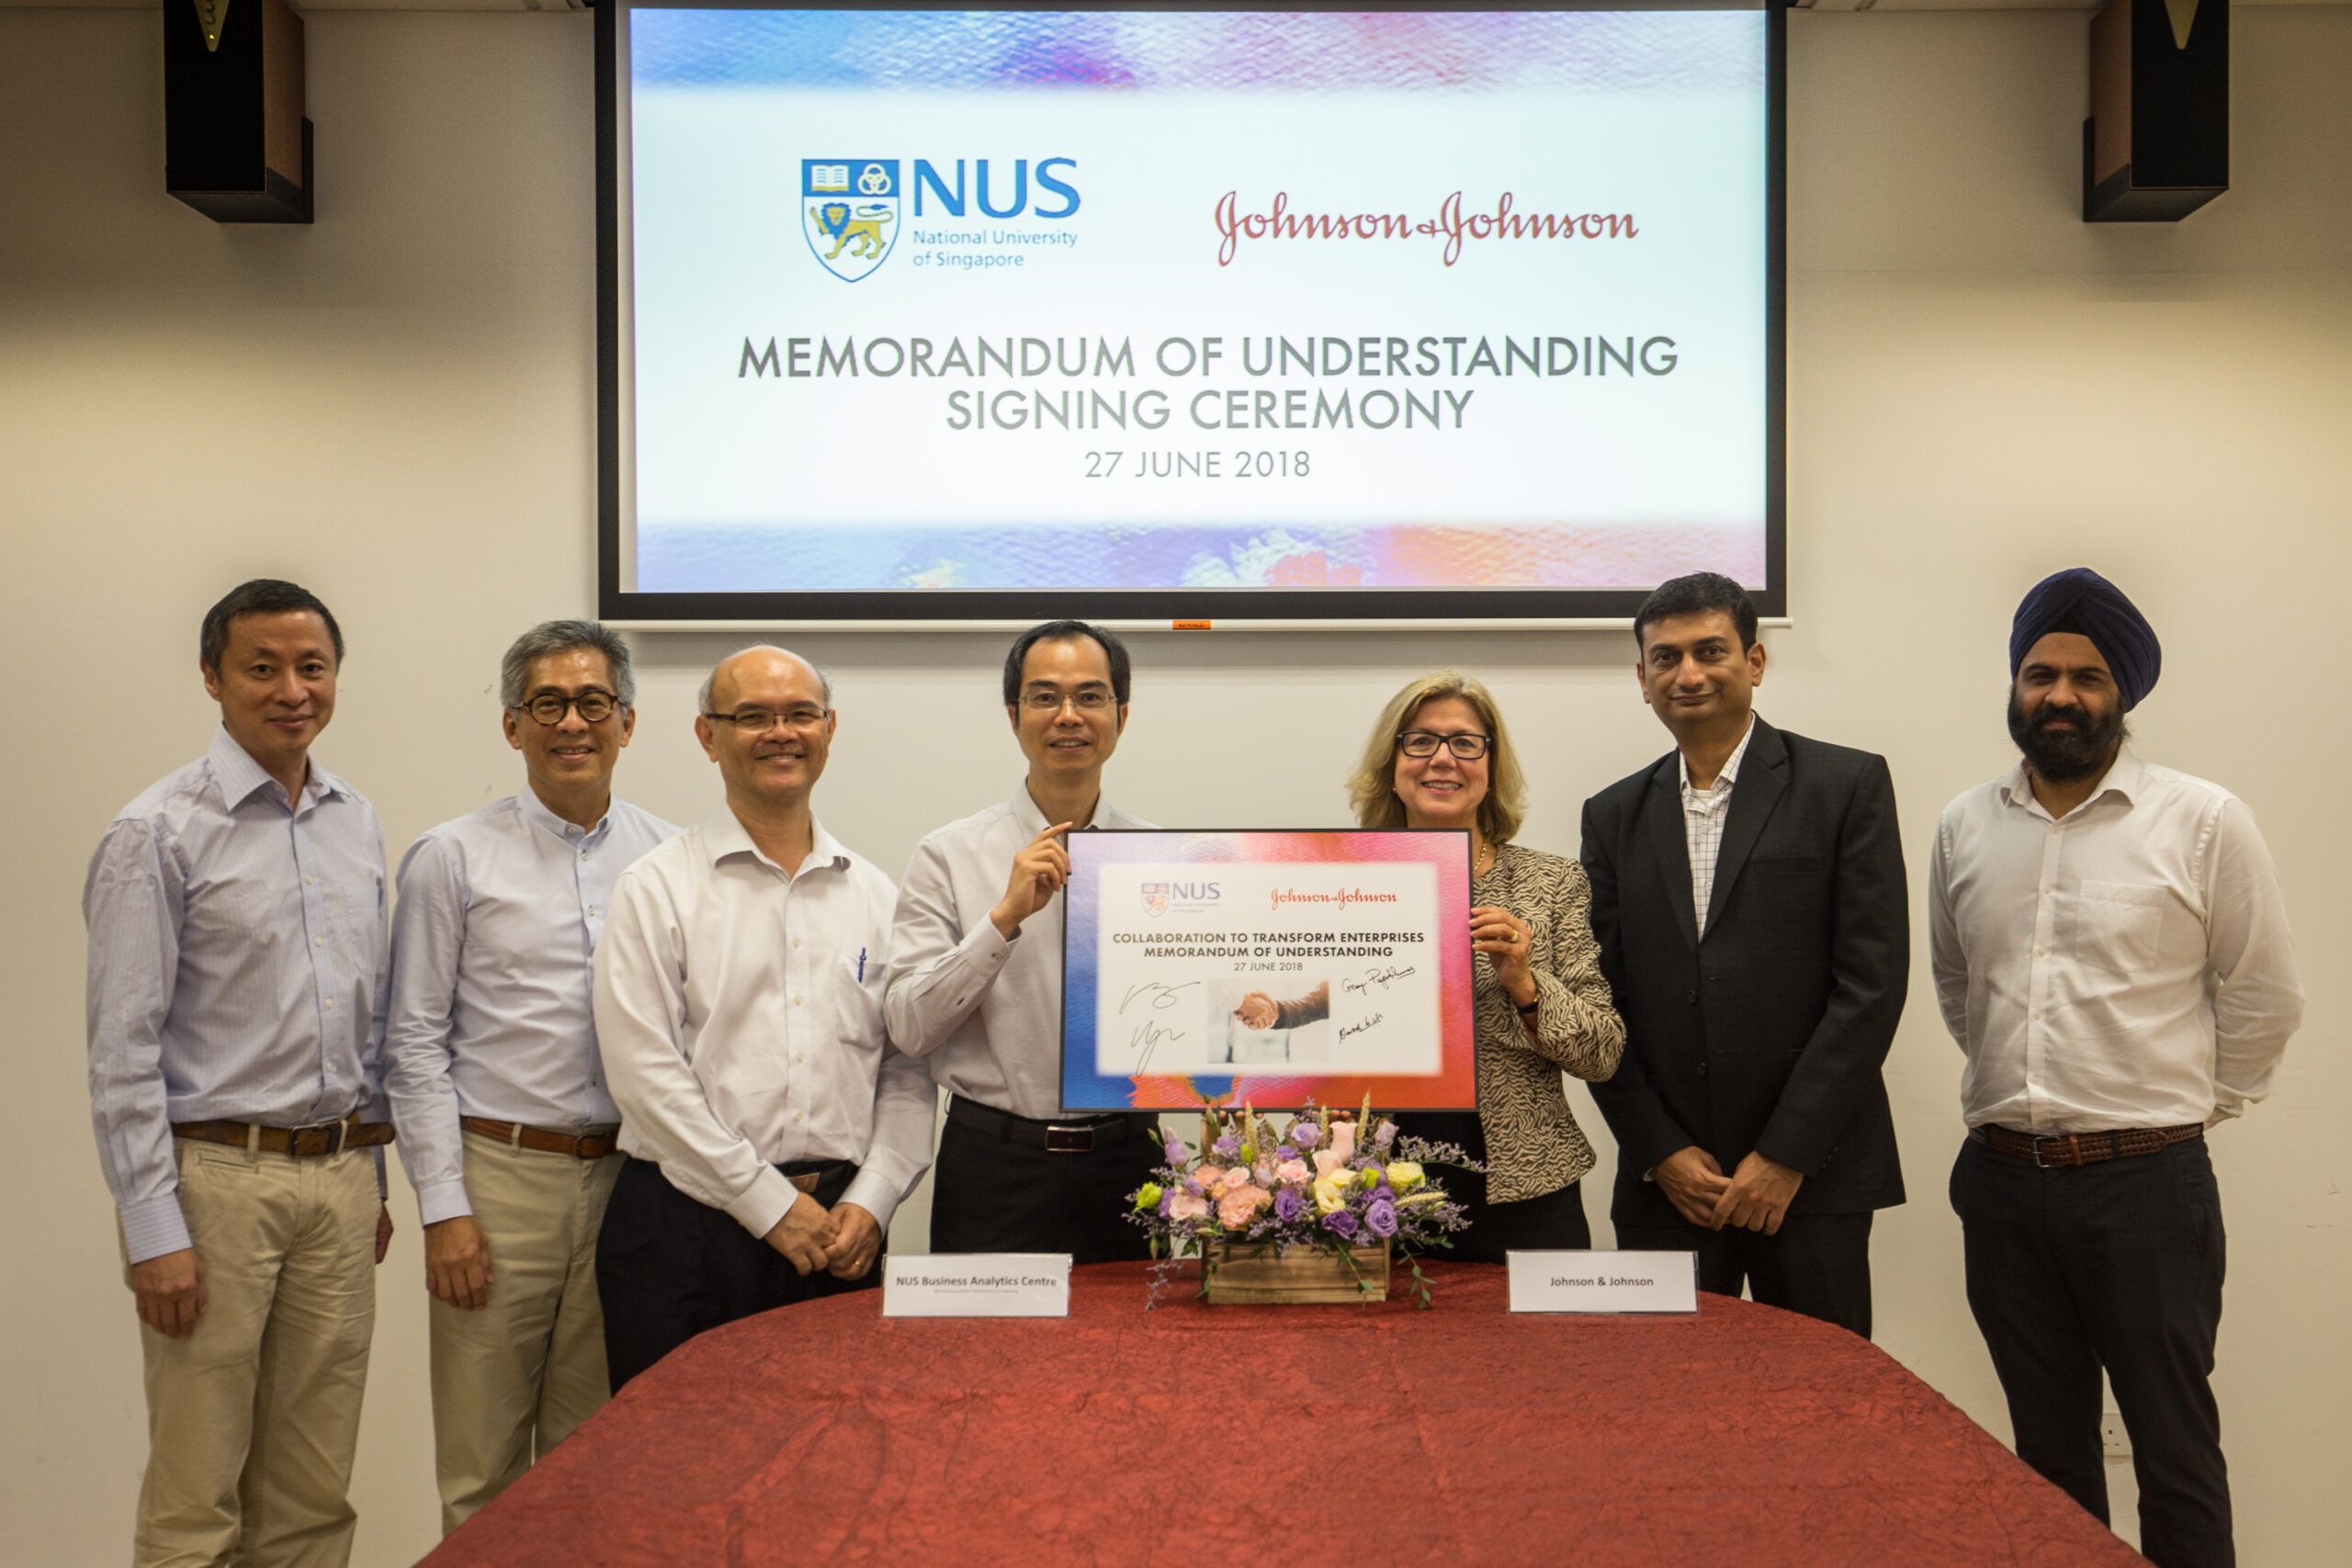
left=597, top=3, right=1785, bottom=623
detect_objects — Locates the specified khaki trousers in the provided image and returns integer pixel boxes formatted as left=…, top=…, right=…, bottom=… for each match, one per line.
left=428, top=1130, right=619, bottom=1535
left=130, top=1138, right=379, bottom=1568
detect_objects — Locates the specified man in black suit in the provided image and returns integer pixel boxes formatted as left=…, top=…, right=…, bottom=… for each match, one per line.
left=1580, top=572, right=1906, bottom=1336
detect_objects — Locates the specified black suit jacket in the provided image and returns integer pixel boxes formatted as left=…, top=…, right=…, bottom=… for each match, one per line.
left=1579, top=717, right=1907, bottom=1224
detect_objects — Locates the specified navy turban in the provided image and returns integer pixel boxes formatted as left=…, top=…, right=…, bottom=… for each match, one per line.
left=2009, top=567, right=2162, bottom=710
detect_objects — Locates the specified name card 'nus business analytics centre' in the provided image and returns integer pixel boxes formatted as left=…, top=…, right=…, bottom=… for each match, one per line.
left=884, top=1255, right=1072, bottom=1318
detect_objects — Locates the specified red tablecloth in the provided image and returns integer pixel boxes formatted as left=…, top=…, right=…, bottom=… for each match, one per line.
left=425, top=1261, right=2142, bottom=1567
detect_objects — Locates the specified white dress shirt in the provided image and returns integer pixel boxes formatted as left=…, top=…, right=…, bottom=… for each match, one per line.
left=85, top=728, right=390, bottom=1263
left=1929, top=749, right=2303, bottom=1134
left=592, top=810, right=933, bottom=1239
left=385, top=789, right=680, bottom=1226
left=886, top=784, right=1153, bottom=1119
left=1679, top=716, right=1755, bottom=938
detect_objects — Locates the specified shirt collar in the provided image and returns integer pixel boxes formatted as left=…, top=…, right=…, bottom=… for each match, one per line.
left=703, top=807, right=848, bottom=878
left=208, top=725, right=343, bottom=811
left=1011, top=779, right=1116, bottom=834
left=1678, top=716, right=1757, bottom=796
left=1997, top=745, right=2145, bottom=819
left=518, top=784, right=608, bottom=845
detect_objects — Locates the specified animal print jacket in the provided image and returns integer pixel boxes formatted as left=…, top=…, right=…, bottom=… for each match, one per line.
left=1468, top=843, right=1625, bottom=1203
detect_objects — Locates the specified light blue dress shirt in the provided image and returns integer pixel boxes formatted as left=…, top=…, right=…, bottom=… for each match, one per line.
left=85, top=728, right=390, bottom=1264
left=384, top=789, right=679, bottom=1226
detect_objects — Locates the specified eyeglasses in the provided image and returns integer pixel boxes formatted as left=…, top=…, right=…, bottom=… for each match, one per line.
left=513, top=692, right=622, bottom=725
left=1397, top=729, right=1492, bottom=761
left=703, top=707, right=831, bottom=733
left=1021, top=688, right=1116, bottom=712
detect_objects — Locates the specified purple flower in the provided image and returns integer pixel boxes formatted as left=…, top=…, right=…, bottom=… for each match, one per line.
left=1158, top=1191, right=1174, bottom=1218
left=1274, top=1189, right=1305, bottom=1223
left=1373, top=1122, right=1397, bottom=1150
left=1163, top=1140, right=1185, bottom=1166
left=1321, top=1208, right=1360, bottom=1239
left=1291, top=1120, right=1320, bottom=1149
left=1182, top=1177, right=1204, bottom=1196
left=1364, top=1197, right=1399, bottom=1238
left=1212, top=1134, right=1240, bottom=1159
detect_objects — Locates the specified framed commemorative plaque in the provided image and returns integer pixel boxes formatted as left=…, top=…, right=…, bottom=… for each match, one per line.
left=1059, top=829, right=1477, bottom=1112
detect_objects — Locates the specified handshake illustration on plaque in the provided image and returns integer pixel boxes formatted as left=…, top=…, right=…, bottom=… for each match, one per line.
left=1231, top=980, right=1330, bottom=1032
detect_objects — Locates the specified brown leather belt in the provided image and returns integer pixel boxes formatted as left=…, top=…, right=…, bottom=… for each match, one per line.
left=174, top=1113, right=394, bottom=1157
left=1970, top=1122, right=2202, bottom=1169
left=462, top=1117, right=622, bottom=1160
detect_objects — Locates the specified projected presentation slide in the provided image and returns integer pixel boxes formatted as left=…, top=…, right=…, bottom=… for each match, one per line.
left=616, top=4, right=1776, bottom=610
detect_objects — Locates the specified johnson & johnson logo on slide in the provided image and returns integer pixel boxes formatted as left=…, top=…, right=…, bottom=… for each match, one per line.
left=1214, top=190, right=1638, bottom=267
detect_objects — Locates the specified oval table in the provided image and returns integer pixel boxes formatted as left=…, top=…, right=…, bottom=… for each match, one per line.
left=424, top=1260, right=2143, bottom=1567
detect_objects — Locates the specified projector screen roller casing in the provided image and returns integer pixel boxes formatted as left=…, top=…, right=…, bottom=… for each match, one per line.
left=597, top=2, right=1785, bottom=624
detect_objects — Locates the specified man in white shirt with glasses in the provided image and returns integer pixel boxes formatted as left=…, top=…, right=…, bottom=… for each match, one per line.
left=1931, top=568, right=2303, bottom=1568
left=887, top=620, right=1159, bottom=1260
left=592, top=647, right=933, bottom=1386
left=385, top=620, right=676, bottom=1532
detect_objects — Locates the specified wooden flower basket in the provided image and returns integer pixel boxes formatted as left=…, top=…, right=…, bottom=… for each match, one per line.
left=1202, top=1239, right=1391, bottom=1304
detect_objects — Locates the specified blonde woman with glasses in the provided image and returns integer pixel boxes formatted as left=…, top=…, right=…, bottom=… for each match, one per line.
left=1348, top=671, right=1625, bottom=1258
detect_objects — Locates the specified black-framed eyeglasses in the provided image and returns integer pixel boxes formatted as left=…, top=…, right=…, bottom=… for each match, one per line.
left=702, top=706, right=831, bottom=734
left=1021, top=687, right=1116, bottom=712
left=513, top=691, right=622, bottom=726
left=1397, top=729, right=1492, bottom=761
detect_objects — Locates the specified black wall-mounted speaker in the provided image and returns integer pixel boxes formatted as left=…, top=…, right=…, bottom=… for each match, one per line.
left=165, top=0, right=313, bottom=223
left=2084, top=0, right=2228, bottom=222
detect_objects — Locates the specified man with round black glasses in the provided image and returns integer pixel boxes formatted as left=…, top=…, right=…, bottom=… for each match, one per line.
left=385, top=619, right=677, bottom=1532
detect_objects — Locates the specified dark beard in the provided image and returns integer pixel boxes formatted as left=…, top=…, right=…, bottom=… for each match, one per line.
left=2007, top=691, right=2126, bottom=782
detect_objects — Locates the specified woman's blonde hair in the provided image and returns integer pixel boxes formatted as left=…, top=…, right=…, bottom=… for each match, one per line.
left=1346, top=670, right=1527, bottom=846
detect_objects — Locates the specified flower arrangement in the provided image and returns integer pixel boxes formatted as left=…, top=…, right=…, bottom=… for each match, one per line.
left=1127, top=1098, right=1480, bottom=1307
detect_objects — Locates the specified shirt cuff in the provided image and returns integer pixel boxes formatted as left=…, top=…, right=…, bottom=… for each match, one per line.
left=414, top=1177, right=473, bottom=1226
left=725, top=1164, right=801, bottom=1241
left=120, top=1193, right=193, bottom=1265
left=840, top=1168, right=904, bottom=1234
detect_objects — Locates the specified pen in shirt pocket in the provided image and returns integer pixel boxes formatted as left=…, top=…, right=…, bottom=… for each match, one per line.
left=857, top=946, right=867, bottom=983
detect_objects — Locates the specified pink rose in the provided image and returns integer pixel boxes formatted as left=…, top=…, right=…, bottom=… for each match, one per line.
left=1329, top=1122, right=1357, bottom=1161
left=1196, top=1165, right=1227, bottom=1191
left=1275, top=1159, right=1310, bottom=1185
left=1169, top=1190, right=1209, bottom=1223
left=1312, top=1149, right=1348, bottom=1179
left=1217, top=1184, right=1272, bottom=1230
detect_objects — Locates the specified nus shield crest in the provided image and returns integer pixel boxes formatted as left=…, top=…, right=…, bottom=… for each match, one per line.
left=1141, top=883, right=1170, bottom=919
left=802, top=159, right=900, bottom=282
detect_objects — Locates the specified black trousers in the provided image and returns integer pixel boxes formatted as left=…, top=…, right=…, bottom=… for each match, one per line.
left=1386, top=1111, right=1590, bottom=1263
left=1614, top=1209, right=1874, bottom=1337
left=595, top=1154, right=879, bottom=1392
left=1951, top=1136, right=2231, bottom=1568
left=928, top=1103, right=1159, bottom=1263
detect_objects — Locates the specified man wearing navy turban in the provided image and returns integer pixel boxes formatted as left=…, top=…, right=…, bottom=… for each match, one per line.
left=1929, top=569, right=2304, bottom=1568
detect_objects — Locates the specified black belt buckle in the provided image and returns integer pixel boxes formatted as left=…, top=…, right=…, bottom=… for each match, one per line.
left=1043, top=1124, right=1097, bottom=1154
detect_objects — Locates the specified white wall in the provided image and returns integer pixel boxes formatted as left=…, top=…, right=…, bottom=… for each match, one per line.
left=2, top=8, right=2346, bottom=1565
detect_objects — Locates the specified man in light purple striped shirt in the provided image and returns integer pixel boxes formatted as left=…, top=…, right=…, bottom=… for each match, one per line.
left=85, top=579, right=394, bottom=1568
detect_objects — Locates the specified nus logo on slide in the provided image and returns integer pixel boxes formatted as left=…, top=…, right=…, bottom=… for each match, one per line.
left=800, top=157, right=1080, bottom=281
left=803, top=160, right=900, bottom=282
